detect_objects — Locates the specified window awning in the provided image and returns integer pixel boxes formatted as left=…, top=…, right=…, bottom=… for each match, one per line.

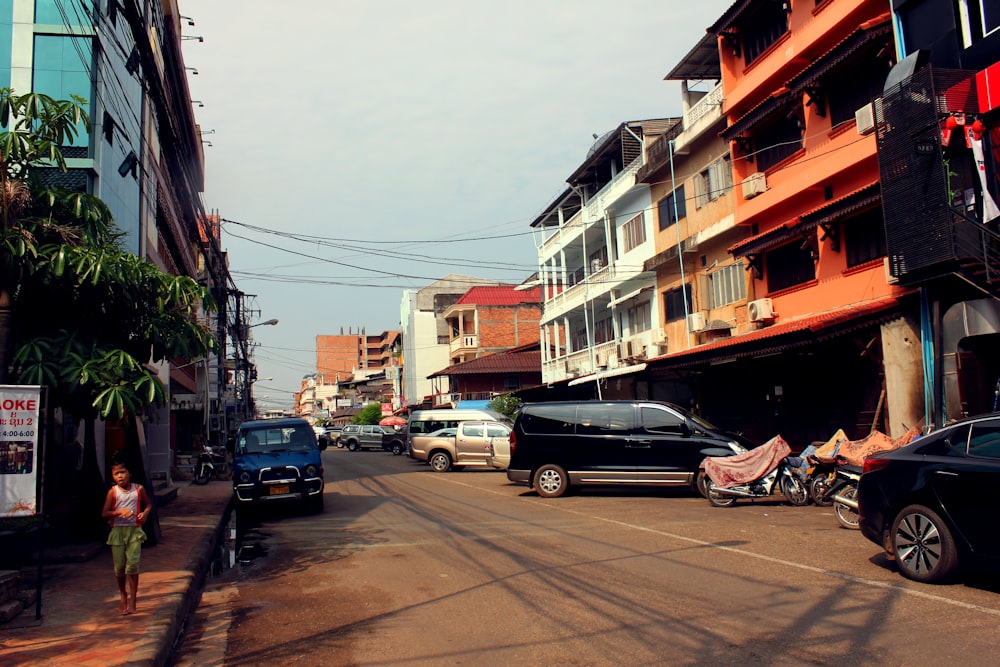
left=728, top=219, right=800, bottom=257
left=568, top=363, right=647, bottom=386
left=796, top=182, right=881, bottom=233
left=786, top=21, right=893, bottom=96
left=721, top=89, right=794, bottom=141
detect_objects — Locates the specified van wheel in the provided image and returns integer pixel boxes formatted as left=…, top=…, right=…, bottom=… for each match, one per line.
left=534, top=464, right=568, bottom=498
left=429, top=451, right=452, bottom=472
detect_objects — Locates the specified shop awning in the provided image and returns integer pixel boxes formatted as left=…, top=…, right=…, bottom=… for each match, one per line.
left=568, top=363, right=648, bottom=386
left=796, top=182, right=881, bottom=233
left=646, top=296, right=903, bottom=371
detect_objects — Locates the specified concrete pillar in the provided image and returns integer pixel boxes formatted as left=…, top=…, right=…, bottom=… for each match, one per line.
left=882, top=315, right=925, bottom=436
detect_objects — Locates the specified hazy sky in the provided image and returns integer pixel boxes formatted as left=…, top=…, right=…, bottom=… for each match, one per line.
left=180, top=0, right=735, bottom=411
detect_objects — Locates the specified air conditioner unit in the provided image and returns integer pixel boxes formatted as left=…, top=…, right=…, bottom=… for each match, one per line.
left=855, top=103, right=875, bottom=135
left=747, top=298, right=775, bottom=322
left=883, top=256, right=898, bottom=285
left=687, top=311, right=707, bottom=332
left=741, top=172, right=767, bottom=200
left=651, top=327, right=667, bottom=344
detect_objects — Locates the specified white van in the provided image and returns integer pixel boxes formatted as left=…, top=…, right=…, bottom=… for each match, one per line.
left=407, top=409, right=510, bottom=470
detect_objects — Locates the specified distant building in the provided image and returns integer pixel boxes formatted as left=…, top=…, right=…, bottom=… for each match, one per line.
left=316, top=329, right=400, bottom=382
left=442, top=285, right=541, bottom=365
left=399, top=274, right=499, bottom=407
left=428, top=342, right=541, bottom=409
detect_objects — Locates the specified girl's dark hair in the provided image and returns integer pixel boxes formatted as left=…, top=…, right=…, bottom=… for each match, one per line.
left=110, top=451, right=128, bottom=469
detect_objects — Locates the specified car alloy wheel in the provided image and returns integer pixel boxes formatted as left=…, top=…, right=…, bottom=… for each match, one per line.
left=534, top=464, right=568, bottom=498
left=429, top=452, right=452, bottom=472
left=891, top=504, right=959, bottom=584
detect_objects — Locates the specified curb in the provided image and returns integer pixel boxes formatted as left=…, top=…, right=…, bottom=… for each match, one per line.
left=127, top=493, right=235, bottom=667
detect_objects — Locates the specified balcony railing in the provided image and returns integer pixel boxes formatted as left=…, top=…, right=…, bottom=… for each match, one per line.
left=449, top=334, right=478, bottom=355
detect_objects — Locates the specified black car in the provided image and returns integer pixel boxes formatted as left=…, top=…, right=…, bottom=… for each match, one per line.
left=507, top=401, right=751, bottom=498
left=858, top=413, right=1000, bottom=584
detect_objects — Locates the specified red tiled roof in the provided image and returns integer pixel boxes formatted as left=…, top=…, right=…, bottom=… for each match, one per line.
left=454, top=285, right=541, bottom=306
left=428, top=351, right=541, bottom=378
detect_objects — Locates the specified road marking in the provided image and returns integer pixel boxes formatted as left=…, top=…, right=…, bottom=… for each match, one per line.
left=431, top=473, right=1000, bottom=617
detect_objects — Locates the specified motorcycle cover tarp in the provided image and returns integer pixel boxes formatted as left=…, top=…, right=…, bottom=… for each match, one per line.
left=703, top=435, right=791, bottom=488
left=812, top=426, right=921, bottom=467
left=810, top=428, right=849, bottom=461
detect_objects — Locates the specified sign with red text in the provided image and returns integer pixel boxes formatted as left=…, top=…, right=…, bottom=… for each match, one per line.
left=0, top=386, right=42, bottom=516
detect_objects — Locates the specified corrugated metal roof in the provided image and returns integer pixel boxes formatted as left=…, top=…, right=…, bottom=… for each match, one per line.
left=455, top=285, right=541, bottom=306
left=428, top=351, right=541, bottom=378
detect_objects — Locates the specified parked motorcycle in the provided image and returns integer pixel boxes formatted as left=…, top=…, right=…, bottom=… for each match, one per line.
left=702, top=435, right=809, bottom=507
left=193, top=444, right=231, bottom=485
left=827, top=464, right=862, bottom=529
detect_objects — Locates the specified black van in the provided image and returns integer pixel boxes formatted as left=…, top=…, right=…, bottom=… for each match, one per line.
left=507, top=401, right=751, bottom=497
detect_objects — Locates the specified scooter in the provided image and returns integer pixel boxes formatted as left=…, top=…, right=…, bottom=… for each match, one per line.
left=193, top=444, right=231, bottom=485
left=702, top=436, right=809, bottom=507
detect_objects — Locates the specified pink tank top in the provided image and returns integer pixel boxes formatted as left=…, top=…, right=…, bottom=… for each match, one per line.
left=112, top=484, right=139, bottom=527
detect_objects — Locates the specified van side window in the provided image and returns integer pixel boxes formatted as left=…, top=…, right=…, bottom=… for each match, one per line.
left=641, top=407, right=685, bottom=434
left=578, top=404, right=632, bottom=435
left=521, top=405, right=576, bottom=434
left=464, top=423, right=484, bottom=437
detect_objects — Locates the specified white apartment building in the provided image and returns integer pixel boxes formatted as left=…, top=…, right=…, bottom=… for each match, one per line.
left=399, top=274, right=497, bottom=406
left=531, top=120, right=680, bottom=385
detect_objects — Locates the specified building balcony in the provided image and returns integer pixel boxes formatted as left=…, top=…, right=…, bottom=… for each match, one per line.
left=449, top=334, right=478, bottom=356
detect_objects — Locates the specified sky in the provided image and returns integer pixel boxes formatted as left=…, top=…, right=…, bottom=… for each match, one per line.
left=180, top=0, right=735, bottom=412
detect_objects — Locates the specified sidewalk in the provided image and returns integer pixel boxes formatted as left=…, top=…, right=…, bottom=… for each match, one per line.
left=0, top=480, right=234, bottom=667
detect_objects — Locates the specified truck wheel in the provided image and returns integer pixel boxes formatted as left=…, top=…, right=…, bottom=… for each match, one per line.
left=391, top=442, right=403, bottom=456
left=534, top=464, right=568, bottom=498
left=347, top=441, right=359, bottom=451
left=429, top=451, right=452, bottom=472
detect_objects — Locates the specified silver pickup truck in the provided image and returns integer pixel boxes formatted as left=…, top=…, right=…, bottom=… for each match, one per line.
left=411, top=420, right=511, bottom=472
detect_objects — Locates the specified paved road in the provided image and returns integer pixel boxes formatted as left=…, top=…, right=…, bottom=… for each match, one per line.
left=174, top=448, right=1000, bottom=666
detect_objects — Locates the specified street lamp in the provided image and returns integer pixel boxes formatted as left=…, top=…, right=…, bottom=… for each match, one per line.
left=251, top=318, right=279, bottom=328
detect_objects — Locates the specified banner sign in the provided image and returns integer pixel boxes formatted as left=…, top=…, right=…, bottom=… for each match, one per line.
left=0, top=385, right=42, bottom=516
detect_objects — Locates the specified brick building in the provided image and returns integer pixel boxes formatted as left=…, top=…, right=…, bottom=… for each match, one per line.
left=316, top=328, right=400, bottom=382
left=442, top=285, right=541, bottom=366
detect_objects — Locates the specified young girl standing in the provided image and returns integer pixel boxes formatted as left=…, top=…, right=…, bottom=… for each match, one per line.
left=101, top=455, right=152, bottom=615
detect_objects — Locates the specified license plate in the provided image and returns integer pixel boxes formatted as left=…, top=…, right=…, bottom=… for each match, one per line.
left=269, top=485, right=289, bottom=495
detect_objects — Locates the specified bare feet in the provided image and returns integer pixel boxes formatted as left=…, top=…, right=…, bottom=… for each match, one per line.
left=127, top=600, right=137, bottom=615
left=119, top=595, right=129, bottom=615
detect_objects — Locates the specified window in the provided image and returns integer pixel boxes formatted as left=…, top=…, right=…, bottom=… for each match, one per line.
left=588, top=246, right=608, bottom=273
left=578, top=404, right=632, bottom=435
left=697, top=157, right=734, bottom=208
left=622, top=212, right=646, bottom=252
left=968, top=420, right=1000, bottom=458
left=843, top=207, right=887, bottom=268
left=741, top=2, right=790, bottom=66
left=663, top=284, right=692, bottom=322
left=754, top=116, right=802, bottom=172
left=641, top=407, right=685, bottom=434
left=959, top=0, right=1000, bottom=41
left=464, top=423, right=484, bottom=437
left=708, top=262, right=747, bottom=308
left=827, top=58, right=893, bottom=127
left=487, top=423, right=510, bottom=438
left=521, top=405, right=577, bottom=435
left=504, top=375, right=520, bottom=391
left=32, top=35, right=93, bottom=149
left=594, top=318, right=613, bottom=344
left=627, top=301, right=651, bottom=333
left=766, top=242, right=815, bottom=292
left=658, top=186, right=686, bottom=230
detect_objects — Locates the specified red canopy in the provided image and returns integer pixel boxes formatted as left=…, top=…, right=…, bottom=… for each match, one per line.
left=379, top=415, right=407, bottom=427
